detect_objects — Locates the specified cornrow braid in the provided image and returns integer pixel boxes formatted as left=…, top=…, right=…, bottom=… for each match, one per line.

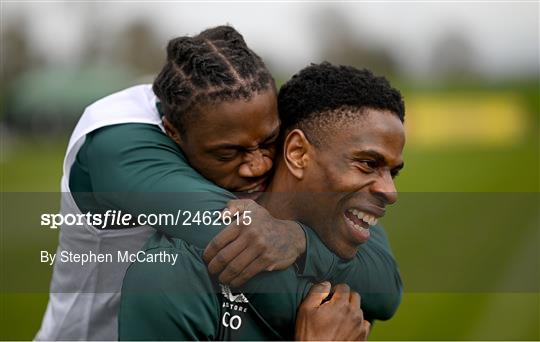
left=153, top=25, right=275, bottom=135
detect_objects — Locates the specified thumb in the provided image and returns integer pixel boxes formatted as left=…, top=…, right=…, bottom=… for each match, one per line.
left=303, top=281, right=332, bottom=307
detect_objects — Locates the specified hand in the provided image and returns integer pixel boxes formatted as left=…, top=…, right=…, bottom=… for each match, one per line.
left=295, top=282, right=371, bottom=341
left=203, top=199, right=306, bottom=287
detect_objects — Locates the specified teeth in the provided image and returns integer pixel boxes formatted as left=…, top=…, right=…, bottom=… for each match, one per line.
left=246, top=184, right=265, bottom=193
left=364, top=215, right=377, bottom=226
left=348, top=209, right=378, bottom=227
left=349, top=209, right=363, bottom=220
left=345, top=216, right=369, bottom=233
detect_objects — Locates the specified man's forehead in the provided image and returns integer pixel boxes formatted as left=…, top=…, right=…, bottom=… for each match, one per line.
left=334, top=111, right=405, bottom=162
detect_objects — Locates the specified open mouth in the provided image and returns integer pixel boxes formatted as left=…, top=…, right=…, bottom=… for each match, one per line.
left=239, top=182, right=266, bottom=193
left=345, top=208, right=379, bottom=227
left=343, top=208, right=380, bottom=243
left=236, top=182, right=267, bottom=199
left=245, top=182, right=266, bottom=194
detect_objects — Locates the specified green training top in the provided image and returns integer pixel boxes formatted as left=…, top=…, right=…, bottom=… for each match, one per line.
left=70, top=123, right=402, bottom=339
left=118, top=225, right=400, bottom=340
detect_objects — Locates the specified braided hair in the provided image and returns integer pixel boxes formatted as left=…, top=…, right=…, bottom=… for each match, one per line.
left=153, top=25, right=275, bottom=135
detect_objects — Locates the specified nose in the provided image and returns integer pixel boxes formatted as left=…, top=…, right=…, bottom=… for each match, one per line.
left=238, top=149, right=273, bottom=178
left=372, top=171, right=398, bottom=205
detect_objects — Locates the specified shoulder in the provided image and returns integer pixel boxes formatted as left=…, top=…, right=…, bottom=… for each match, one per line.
left=87, top=123, right=178, bottom=154
left=119, top=234, right=220, bottom=340
left=123, top=234, right=210, bottom=292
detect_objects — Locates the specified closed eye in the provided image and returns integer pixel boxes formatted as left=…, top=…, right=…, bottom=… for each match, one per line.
left=215, top=151, right=239, bottom=161
left=391, top=164, right=404, bottom=178
left=354, top=160, right=378, bottom=173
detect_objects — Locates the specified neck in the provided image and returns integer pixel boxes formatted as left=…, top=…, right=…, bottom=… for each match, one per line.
left=259, top=161, right=300, bottom=221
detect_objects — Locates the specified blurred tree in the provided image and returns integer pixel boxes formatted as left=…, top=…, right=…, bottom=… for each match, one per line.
left=1, top=16, right=44, bottom=86
left=314, top=6, right=398, bottom=76
left=111, top=20, right=164, bottom=75
left=431, top=30, right=478, bottom=81
left=77, top=13, right=163, bottom=76
left=1, top=16, right=45, bottom=120
left=78, top=3, right=106, bottom=66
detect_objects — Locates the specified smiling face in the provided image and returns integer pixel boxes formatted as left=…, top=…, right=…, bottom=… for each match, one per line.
left=293, top=108, right=405, bottom=259
left=164, top=89, right=280, bottom=196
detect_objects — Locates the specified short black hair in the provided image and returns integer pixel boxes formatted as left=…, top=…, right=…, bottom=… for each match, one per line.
left=153, top=25, right=275, bottom=135
left=278, top=62, right=404, bottom=145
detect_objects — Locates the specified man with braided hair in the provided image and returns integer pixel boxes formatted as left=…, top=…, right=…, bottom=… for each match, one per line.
left=36, top=26, right=401, bottom=341
left=119, top=60, right=404, bottom=340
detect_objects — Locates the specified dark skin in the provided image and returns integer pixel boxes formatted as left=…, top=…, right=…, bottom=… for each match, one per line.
left=265, top=108, right=405, bottom=259
left=164, top=89, right=279, bottom=193
left=207, top=109, right=405, bottom=272
left=163, top=88, right=306, bottom=283
left=204, top=108, right=405, bottom=340
left=295, top=282, right=371, bottom=341
left=160, top=90, right=385, bottom=340
left=163, top=89, right=371, bottom=340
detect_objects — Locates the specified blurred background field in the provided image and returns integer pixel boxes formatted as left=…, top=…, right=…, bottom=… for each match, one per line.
left=1, top=2, right=538, bottom=341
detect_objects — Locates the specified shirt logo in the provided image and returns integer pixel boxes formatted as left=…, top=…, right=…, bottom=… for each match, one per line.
left=220, top=284, right=249, bottom=303
left=219, top=284, right=248, bottom=331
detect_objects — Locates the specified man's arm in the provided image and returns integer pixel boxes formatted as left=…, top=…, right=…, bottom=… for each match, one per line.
left=74, top=123, right=305, bottom=264
left=120, top=236, right=369, bottom=341
left=76, top=123, right=233, bottom=247
left=118, top=235, right=220, bottom=340
left=80, top=123, right=402, bottom=308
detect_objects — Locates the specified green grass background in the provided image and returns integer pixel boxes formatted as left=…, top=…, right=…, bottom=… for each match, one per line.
left=1, top=84, right=538, bottom=340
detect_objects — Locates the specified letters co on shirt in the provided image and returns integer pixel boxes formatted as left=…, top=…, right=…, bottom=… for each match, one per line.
left=216, top=284, right=286, bottom=340
left=219, top=284, right=248, bottom=331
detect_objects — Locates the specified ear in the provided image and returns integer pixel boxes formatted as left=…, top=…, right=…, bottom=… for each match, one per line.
left=162, top=116, right=183, bottom=146
left=283, top=129, right=312, bottom=180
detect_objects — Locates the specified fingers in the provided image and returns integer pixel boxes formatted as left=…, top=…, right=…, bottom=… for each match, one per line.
left=350, top=291, right=361, bottom=308
left=203, top=200, right=257, bottom=265
left=364, top=320, right=371, bottom=334
left=217, top=243, right=262, bottom=285
left=224, top=199, right=256, bottom=216
left=331, top=283, right=351, bottom=304
left=229, top=257, right=270, bottom=288
left=358, top=320, right=371, bottom=341
left=203, top=224, right=241, bottom=264
left=348, top=292, right=367, bottom=341
left=206, top=234, right=247, bottom=275
left=302, top=282, right=332, bottom=308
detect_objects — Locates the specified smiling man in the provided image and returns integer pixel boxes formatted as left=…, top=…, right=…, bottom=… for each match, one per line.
left=263, top=62, right=405, bottom=260
left=37, top=26, right=402, bottom=341
left=119, top=62, right=405, bottom=340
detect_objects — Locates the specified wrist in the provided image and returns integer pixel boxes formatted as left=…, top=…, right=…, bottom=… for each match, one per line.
left=290, top=220, right=306, bottom=257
